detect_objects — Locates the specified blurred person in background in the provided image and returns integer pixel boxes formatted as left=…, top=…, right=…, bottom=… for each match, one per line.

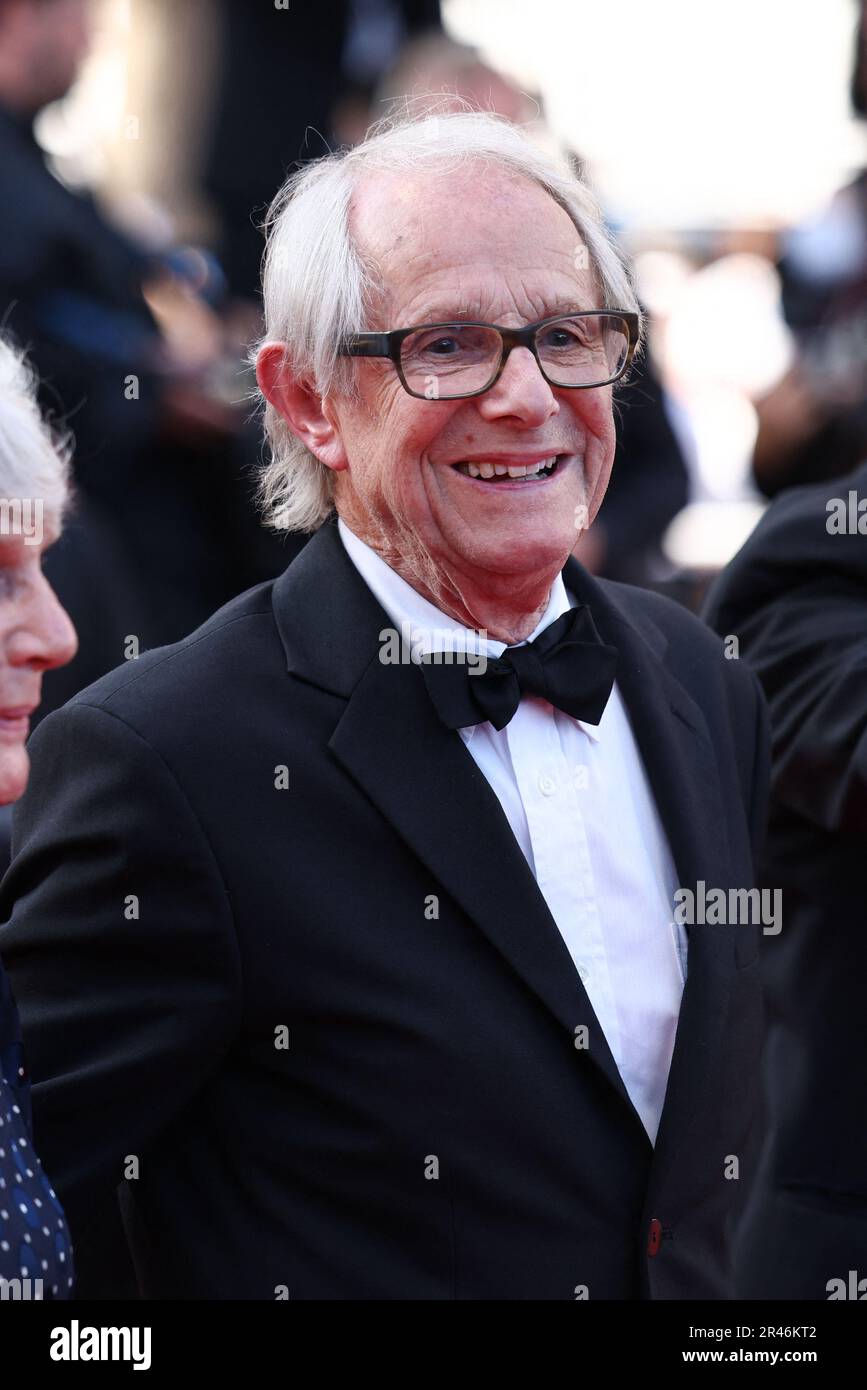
left=0, top=334, right=78, bottom=1298
left=704, top=462, right=867, bottom=1298
left=752, top=0, right=867, bottom=498
left=370, top=27, right=539, bottom=129
left=203, top=0, right=443, bottom=302
left=579, top=350, right=688, bottom=586
left=0, top=0, right=296, bottom=734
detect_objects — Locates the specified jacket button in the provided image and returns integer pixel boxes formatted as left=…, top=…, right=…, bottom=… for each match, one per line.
left=647, top=1218, right=663, bottom=1257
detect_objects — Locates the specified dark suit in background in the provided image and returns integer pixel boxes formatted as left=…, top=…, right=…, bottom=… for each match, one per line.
left=0, top=521, right=768, bottom=1299
left=204, top=0, right=443, bottom=299
left=0, top=103, right=298, bottom=729
left=703, top=461, right=867, bottom=1298
left=599, top=353, right=689, bottom=585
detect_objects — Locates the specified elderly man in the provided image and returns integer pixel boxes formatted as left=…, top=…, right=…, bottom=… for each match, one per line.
left=0, top=111, right=768, bottom=1300
left=0, top=334, right=78, bottom=1298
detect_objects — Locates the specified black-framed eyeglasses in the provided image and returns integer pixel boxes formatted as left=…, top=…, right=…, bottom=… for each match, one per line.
left=337, top=310, right=639, bottom=399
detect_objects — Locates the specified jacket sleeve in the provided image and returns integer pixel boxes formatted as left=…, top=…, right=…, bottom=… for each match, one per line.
left=716, top=651, right=772, bottom=874
left=733, top=574, right=867, bottom=836
left=0, top=700, right=243, bottom=1273
left=745, top=664, right=772, bottom=865
left=703, top=470, right=867, bottom=837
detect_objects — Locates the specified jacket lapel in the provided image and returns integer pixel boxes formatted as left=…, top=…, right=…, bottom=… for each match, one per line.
left=562, top=561, right=740, bottom=1171
left=273, top=522, right=737, bottom=1152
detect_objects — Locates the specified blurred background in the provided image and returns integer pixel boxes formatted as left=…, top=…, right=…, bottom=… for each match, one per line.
left=3, top=0, right=866, bottom=701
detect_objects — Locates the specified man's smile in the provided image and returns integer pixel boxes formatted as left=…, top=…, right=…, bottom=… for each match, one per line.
left=448, top=452, right=574, bottom=487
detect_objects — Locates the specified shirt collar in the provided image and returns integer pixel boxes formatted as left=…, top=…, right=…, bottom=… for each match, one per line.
left=337, top=516, right=602, bottom=743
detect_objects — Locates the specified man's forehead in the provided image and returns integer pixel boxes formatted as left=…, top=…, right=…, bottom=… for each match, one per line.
left=352, top=163, right=575, bottom=255
left=351, top=165, right=594, bottom=320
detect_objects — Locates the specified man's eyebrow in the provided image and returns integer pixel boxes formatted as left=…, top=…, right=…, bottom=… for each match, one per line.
left=404, top=302, right=591, bottom=324
left=405, top=305, right=479, bottom=323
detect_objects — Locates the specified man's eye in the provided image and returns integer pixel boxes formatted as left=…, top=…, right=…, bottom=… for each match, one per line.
left=422, top=336, right=461, bottom=355
left=542, top=326, right=587, bottom=347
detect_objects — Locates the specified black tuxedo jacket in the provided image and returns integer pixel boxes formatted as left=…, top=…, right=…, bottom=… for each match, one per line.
left=704, top=464, right=867, bottom=1298
left=0, top=519, right=769, bottom=1300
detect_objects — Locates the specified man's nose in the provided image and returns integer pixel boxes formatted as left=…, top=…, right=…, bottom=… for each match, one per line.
left=7, top=574, right=78, bottom=672
left=475, top=345, right=560, bottom=425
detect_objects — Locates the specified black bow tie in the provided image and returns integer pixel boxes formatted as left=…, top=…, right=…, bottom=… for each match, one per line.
left=419, top=605, right=618, bottom=733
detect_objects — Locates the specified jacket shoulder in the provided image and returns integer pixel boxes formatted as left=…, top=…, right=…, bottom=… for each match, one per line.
left=63, top=580, right=280, bottom=727
left=599, top=577, right=730, bottom=657
left=596, top=576, right=764, bottom=736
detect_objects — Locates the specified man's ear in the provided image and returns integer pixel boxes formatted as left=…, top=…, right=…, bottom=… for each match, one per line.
left=256, top=342, right=348, bottom=471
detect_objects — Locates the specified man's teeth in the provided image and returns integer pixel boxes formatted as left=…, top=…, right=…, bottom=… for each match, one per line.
left=455, top=456, right=560, bottom=480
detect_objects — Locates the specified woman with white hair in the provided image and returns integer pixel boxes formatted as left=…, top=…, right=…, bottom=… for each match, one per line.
left=0, top=334, right=77, bottom=1298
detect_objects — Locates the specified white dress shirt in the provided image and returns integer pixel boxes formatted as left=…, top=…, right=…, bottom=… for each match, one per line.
left=338, top=518, right=687, bottom=1144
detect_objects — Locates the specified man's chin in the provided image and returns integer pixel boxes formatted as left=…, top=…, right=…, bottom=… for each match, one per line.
left=451, top=509, right=580, bottom=570
left=435, top=468, right=589, bottom=569
left=0, top=745, right=31, bottom=806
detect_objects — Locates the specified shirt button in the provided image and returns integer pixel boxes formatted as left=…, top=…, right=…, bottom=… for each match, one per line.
left=647, top=1218, right=663, bottom=1257
left=538, top=774, right=557, bottom=796
left=577, top=964, right=589, bottom=983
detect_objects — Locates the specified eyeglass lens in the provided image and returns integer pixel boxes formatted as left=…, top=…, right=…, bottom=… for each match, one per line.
left=399, top=314, right=630, bottom=396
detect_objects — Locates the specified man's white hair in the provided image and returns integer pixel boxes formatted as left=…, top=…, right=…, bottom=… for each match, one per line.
left=253, top=106, right=642, bottom=534
left=0, top=334, right=71, bottom=523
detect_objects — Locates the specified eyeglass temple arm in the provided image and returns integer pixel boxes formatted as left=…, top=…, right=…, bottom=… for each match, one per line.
left=338, top=333, right=392, bottom=358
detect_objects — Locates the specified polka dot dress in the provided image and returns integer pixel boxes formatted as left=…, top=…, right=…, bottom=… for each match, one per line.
left=0, top=965, right=73, bottom=1299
